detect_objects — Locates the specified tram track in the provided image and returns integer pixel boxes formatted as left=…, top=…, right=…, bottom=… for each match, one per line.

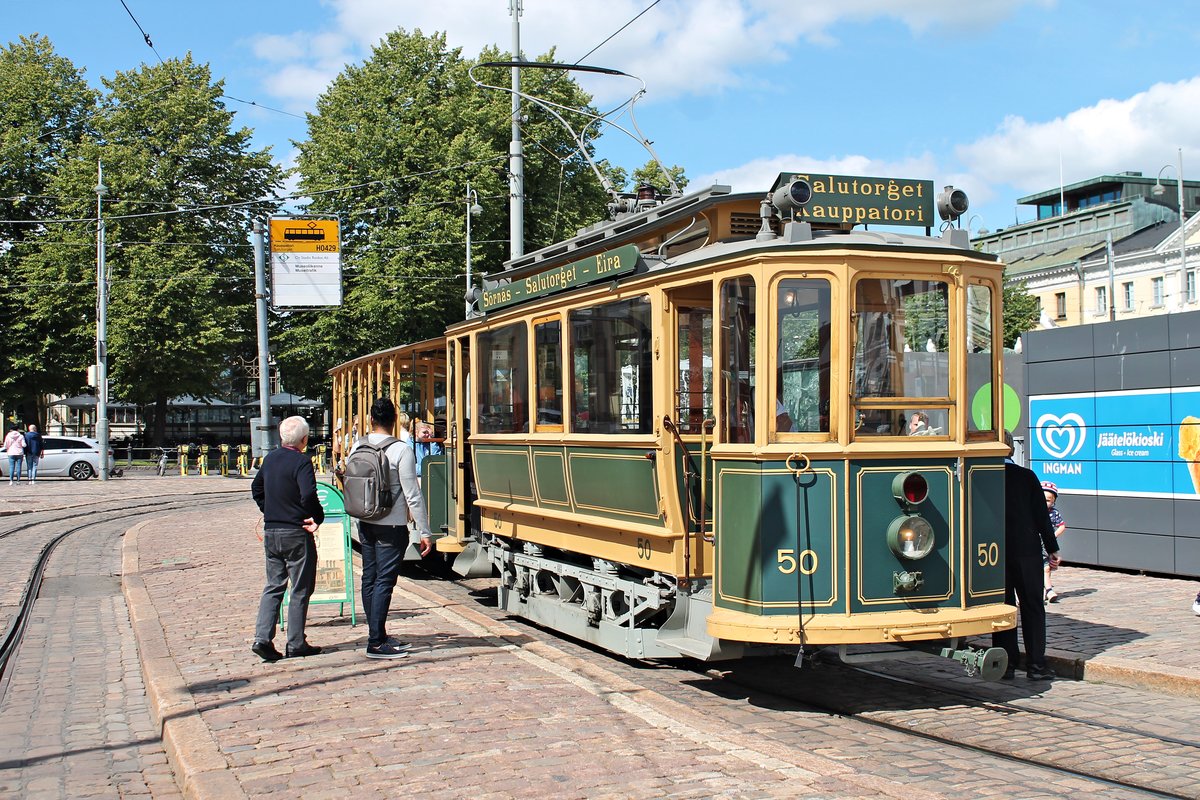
left=0, top=489, right=246, bottom=702
left=707, top=657, right=1200, bottom=800
left=409, top=560, right=1198, bottom=799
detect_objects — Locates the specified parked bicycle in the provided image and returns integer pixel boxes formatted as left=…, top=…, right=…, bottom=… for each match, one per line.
left=154, top=447, right=170, bottom=477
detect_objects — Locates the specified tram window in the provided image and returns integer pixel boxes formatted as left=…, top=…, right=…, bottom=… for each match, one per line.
left=476, top=322, right=528, bottom=434
left=569, top=296, right=653, bottom=434
left=675, top=306, right=713, bottom=433
left=966, top=284, right=996, bottom=436
left=720, top=277, right=755, bottom=444
left=534, top=318, right=563, bottom=427
left=776, top=279, right=831, bottom=433
left=853, top=278, right=949, bottom=403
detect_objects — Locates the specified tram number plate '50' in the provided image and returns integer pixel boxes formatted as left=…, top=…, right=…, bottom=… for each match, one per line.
left=977, top=542, right=999, bottom=567
left=776, top=548, right=818, bottom=575
left=636, top=537, right=653, bottom=560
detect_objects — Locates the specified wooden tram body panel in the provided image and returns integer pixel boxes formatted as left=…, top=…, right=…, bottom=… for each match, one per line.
left=330, top=181, right=1017, bottom=659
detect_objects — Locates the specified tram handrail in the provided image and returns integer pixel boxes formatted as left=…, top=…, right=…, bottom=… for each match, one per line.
left=663, top=415, right=701, bottom=589
left=699, top=418, right=715, bottom=544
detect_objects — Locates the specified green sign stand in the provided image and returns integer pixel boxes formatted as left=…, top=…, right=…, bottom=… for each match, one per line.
left=281, top=480, right=356, bottom=630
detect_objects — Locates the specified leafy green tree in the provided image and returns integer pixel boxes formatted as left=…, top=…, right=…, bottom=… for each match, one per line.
left=0, top=35, right=97, bottom=422
left=277, top=30, right=650, bottom=398
left=47, top=55, right=283, bottom=442
left=631, top=161, right=688, bottom=195
left=1002, top=271, right=1040, bottom=348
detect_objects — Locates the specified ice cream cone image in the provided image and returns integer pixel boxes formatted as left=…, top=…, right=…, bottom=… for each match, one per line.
left=1179, top=416, right=1200, bottom=494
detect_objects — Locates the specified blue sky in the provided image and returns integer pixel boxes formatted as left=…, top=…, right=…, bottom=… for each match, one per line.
left=9, top=1, right=1200, bottom=236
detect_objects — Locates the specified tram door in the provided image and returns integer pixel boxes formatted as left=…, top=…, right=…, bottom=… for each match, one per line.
left=449, top=335, right=480, bottom=540
left=667, top=286, right=715, bottom=563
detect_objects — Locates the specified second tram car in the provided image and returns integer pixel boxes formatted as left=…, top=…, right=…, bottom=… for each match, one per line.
left=330, top=172, right=1015, bottom=679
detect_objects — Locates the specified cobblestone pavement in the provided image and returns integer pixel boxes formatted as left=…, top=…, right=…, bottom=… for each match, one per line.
left=125, top=492, right=1198, bottom=798
left=3, top=476, right=1199, bottom=798
left=0, top=515, right=182, bottom=798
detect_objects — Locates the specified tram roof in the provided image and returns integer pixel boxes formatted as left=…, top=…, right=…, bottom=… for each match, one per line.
left=328, top=335, right=446, bottom=376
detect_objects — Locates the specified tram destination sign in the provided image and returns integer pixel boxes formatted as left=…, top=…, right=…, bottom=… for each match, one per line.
left=269, top=217, right=343, bottom=308
left=774, top=172, right=935, bottom=228
left=481, top=244, right=640, bottom=312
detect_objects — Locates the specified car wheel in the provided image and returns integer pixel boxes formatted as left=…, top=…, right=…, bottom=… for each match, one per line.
left=69, top=461, right=95, bottom=481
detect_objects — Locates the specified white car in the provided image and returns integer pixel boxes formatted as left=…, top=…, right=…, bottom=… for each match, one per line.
left=0, top=436, right=109, bottom=481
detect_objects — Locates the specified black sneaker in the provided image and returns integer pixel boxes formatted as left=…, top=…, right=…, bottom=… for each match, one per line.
left=251, top=640, right=283, bottom=663
left=383, top=637, right=413, bottom=652
left=366, top=642, right=410, bottom=659
left=1026, top=665, right=1056, bottom=680
left=1001, top=668, right=1015, bottom=680
left=286, top=642, right=323, bottom=658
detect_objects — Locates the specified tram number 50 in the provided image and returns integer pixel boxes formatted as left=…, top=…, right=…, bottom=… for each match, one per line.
left=977, top=542, right=1000, bottom=567
left=776, top=548, right=818, bottom=575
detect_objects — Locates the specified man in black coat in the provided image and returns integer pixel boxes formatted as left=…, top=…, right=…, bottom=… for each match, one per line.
left=250, top=415, right=325, bottom=662
left=994, top=432, right=1061, bottom=680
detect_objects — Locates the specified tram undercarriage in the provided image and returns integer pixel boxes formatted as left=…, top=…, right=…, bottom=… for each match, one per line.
left=475, top=534, right=1005, bottom=678
left=488, top=537, right=743, bottom=661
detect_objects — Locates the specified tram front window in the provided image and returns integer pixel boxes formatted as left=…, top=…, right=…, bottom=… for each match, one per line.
left=966, top=283, right=997, bottom=437
left=853, top=278, right=950, bottom=437
left=776, top=279, right=831, bottom=434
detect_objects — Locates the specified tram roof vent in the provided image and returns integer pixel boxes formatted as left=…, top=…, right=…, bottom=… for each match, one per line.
left=505, top=183, right=735, bottom=272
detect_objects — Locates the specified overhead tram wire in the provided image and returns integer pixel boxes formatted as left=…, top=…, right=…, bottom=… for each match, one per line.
left=573, top=0, right=666, bottom=65
left=116, top=0, right=306, bottom=122
left=118, top=0, right=167, bottom=65
left=0, top=156, right=509, bottom=226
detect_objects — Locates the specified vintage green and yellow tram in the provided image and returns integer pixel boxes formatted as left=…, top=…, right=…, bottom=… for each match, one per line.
left=330, top=172, right=1014, bottom=678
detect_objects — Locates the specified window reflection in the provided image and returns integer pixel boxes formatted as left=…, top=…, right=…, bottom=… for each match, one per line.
left=776, top=279, right=831, bottom=433
left=853, top=278, right=949, bottom=437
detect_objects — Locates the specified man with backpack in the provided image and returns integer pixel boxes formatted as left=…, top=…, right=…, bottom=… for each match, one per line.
left=346, top=398, right=433, bottom=659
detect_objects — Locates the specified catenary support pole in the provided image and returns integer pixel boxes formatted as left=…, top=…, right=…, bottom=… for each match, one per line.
left=253, top=219, right=273, bottom=455
left=96, top=161, right=109, bottom=481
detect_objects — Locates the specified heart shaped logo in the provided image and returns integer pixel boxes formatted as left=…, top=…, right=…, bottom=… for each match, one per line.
left=1035, top=413, right=1087, bottom=459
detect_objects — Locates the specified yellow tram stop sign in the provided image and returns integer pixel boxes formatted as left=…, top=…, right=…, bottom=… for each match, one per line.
left=269, top=217, right=343, bottom=308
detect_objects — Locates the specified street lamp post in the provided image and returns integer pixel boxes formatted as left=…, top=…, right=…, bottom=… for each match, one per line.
left=1153, top=149, right=1188, bottom=309
left=95, top=161, right=110, bottom=481
left=465, top=183, right=483, bottom=317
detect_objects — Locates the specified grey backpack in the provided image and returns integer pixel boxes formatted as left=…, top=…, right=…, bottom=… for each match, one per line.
left=342, top=436, right=398, bottom=520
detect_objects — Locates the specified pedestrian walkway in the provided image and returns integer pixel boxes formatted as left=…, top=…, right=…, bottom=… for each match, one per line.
left=111, top=497, right=1200, bottom=797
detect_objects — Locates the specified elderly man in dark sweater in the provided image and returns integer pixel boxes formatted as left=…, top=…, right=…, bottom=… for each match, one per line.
left=250, top=415, right=325, bottom=662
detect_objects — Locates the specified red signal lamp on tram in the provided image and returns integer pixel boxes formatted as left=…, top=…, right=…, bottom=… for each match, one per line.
left=888, top=471, right=935, bottom=561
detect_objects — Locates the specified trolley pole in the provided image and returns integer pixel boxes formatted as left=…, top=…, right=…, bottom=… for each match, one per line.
left=95, top=161, right=109, bottom=481
left=253, top=219, right=273, bottom=454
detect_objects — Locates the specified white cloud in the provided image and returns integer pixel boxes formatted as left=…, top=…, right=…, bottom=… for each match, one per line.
left=693, top=153, right=941, bottom=196
left=252, top=0, right=1049, bottom=107
left=957, top=77, right=1200, bottom=195
left=261, top=63, right=343, bottom=107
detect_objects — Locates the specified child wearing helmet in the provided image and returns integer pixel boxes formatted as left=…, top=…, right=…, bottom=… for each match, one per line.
left=1041, top=481, right=1066, bottom=602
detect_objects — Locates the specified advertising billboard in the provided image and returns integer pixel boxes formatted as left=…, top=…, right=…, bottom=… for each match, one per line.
left=1029, top=387, right=1200, bottom=499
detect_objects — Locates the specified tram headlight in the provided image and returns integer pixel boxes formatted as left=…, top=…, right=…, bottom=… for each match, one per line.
left=887, top=514, right=935, bottom=560
left=771, top=179, right=813, bottom=215
left=937, top=185, right=969, bottom=222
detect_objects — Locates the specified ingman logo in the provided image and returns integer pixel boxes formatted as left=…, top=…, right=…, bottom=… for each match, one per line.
left=1035, top=413, right=1087, bottom=459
